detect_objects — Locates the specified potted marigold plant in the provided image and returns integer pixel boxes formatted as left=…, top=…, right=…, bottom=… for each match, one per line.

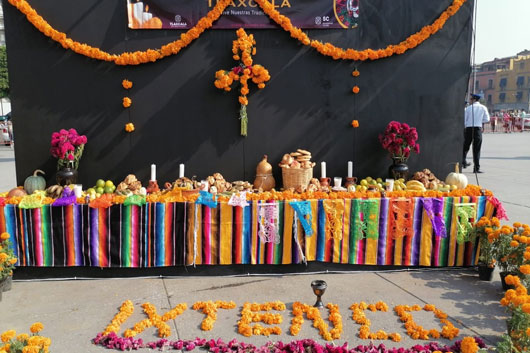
left=474, top=217, right=500, bottom=281
left=0, top=232, right=17, bottom=300
left=378, top=121, right=420, bottom=180
left=494, top=222, right=530, bottom=290
left=50, top=128, right=87, bottom=185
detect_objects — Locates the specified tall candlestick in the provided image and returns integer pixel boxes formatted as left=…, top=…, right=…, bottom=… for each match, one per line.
left=151, top=164, right=156, bottom=181
left=321, top=162, right=326, bottom=179
left=179, top=164, right=185, bottom=178
left=347, top=161, right=353, bottom=178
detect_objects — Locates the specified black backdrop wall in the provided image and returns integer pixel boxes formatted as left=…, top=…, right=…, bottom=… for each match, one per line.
left=3, top=0, right=473, bottom=187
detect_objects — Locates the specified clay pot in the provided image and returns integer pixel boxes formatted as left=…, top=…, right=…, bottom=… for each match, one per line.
left=254, top=155, right=275, bottom=191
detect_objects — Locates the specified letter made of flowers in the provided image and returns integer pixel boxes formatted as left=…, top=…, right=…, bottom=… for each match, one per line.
left=214, top=28, right=270, bottom=137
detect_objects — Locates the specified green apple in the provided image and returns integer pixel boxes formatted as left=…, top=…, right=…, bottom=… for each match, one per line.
left=96, top=179, right=105, bottom=188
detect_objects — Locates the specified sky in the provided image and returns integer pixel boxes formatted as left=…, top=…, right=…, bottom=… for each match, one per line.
left=474, top=0, right=530, bottom=64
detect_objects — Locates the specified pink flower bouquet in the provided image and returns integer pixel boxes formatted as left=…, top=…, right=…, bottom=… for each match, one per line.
left=378, top=121, right=420, bottom=162
left=50, top=128, right=87, bottom=170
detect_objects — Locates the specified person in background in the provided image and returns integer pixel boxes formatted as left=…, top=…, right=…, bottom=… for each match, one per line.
left=462, top=93, right=490, bottom=173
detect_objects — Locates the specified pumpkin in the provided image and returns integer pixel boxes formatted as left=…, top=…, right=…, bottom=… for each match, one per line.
left=24, top=169, right=46, bottom=194
left=253, top=155, right=275, bottom=191
left=445, top=163, right=468, bottom=189
left=7, top=187, right=27, bottom=198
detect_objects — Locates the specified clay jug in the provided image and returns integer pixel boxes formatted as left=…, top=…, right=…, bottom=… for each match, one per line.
left=253, top=155, right=275, bottom=191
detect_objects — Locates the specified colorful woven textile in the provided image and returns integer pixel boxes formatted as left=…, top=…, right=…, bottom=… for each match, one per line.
left=0, top=196, right=496, bottom=268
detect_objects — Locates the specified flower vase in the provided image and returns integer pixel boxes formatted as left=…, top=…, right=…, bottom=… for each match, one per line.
left=388, top=157, right=409, bottom=180
left=478, top=265, right=494, bottom=281
left=56, top=167, right=78, bottom=186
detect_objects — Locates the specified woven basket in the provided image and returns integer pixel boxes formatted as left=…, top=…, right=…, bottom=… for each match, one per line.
left=282, top=167, right=313, bottom=189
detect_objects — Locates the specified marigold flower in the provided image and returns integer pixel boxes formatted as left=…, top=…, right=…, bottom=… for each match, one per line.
left=513, top=222, right=522, bottom=228
left=510, top=240, right=519, bottom=247
left=122, top=97, right=132, bottom=108
left=352, top=86, right=360, bottom=94
left=1, top=330, right=16, bottom=343
left=460, top=336, right=479, bottom=353
left=122, top=79, right=133, bottom=89
left=125, top=123, right=135, bottom=133
left=29, top=322, right=43, bottom=334
left=352, top=69, right=360, bottom=77
left=0, top=232, right=9, bottom=240
left=522, top=303, right=530, bottom=314
left=351, top=120, right=359, bottom=128
left=520, top=264, right=530, bottom=274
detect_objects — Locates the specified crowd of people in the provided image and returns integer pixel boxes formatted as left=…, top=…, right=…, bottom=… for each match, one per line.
left=486, top=110, right=529, bottom=133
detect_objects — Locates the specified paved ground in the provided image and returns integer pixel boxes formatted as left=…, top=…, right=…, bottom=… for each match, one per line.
left=1, top=132, right=529, bottom=352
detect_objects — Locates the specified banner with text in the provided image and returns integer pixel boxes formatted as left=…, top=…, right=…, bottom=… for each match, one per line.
left=127, top=0, right=360, bottom=29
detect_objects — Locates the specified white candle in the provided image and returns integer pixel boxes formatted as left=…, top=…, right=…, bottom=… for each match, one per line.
left=151, top=164, right=156, bottom=181
left=321, top=162, right=326, bottom=178
left=133, top=2, right=144, bottom=27
left=347, top=161, right=353, bottom=178
left=179, top=164, right=185, bottom=178
left=142, top=12, right=152, bottom=22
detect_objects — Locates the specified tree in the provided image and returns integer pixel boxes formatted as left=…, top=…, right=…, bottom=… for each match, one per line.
left=0, top=46, right=9, bottom=98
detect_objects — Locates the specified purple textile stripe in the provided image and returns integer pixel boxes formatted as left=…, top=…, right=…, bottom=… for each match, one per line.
left=90, top=207, right=99, bottom=266
left=411, top=198, right=423, bottom=266
left=74, top=205, right=83, bottom=266
left=377, top=197, right=389, bottom=265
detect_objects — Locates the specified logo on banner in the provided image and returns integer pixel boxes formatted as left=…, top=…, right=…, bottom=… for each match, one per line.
left=170, top=14, right=187, bottom=27
left=315, top=16, right=322, bottom=25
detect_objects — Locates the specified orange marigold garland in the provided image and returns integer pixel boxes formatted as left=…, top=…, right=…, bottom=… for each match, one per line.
left=290, top=302, right=343, bottom=341
left=122, top=79, right=133, bottom=89
left=8, top=0, right=466, bottom=65
left=125, top=123, right=135, bottom=133
left=123, top=97, right=132, bottom=108
left=352, top=86, right=360, bottom=94
left=237, top=301, right=285, bottom=337
left=192, top=300, right=236, bottom=331
left=214, top=28, right=270, bottom=137
left=394, top=304, right=459, bottom=340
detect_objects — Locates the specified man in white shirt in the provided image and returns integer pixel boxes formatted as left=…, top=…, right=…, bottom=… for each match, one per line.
left=462, top=93, right=490, bottom=173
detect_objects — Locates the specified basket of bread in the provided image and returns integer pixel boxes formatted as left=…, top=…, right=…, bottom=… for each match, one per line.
left=279, top=149, right=315, bottom=190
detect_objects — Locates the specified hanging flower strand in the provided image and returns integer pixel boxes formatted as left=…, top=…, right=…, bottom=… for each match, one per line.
left=214, top=28, right=270, bottom=137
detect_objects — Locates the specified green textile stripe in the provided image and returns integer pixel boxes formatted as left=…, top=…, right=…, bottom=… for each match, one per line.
left=349, top=199, right=361, bottom=264
left=41, top=206, right=52, bottom=266
left=274, top=201, right=284, bottom=264
left=121, top=205, right=131, bottom=267
left=363, top=199, right=380, bottom=240
left=440, top=197, right=454, bottom=267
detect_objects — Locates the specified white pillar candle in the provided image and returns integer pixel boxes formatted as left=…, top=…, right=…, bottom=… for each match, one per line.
left=179, top=164, right=185, bottom=179
left=142, top=12, right=152, bottom=22
left=321, top=162, right=326, bottom=179
left=347, top=161, right=353, bottom=178
left=151, top=164, right=156, bottom=181
left=133, top=2, right=144, bottom=27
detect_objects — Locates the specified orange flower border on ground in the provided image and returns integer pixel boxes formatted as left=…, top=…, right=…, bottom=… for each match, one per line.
left=8, top=0, right=467, bottom=65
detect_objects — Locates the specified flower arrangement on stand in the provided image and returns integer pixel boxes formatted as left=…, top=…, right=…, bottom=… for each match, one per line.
left=473, top=217, right=501, bottom=281
left=378, top=121, right=420, bottom=179
left=50, top=128, right=87, bottom=185
left=0, top=322, right=51, bottom=353
left=0, top=232, right=17, bottom=297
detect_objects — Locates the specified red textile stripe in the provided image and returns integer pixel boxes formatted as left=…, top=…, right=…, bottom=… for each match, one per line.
left=19, top=208, right=26, bottom=266
left=65, top=206, right=75, bottom=266
left=99, top=209, right=108, bottom=267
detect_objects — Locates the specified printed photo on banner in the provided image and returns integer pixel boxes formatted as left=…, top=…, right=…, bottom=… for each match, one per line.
left=127, top=0, right=360, bottom=29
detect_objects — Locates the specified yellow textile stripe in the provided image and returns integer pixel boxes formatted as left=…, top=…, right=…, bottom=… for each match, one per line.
left=474, top=240, right=481, bottom=266
left=186, top=203, right=194, bottom=265
left=219, top=203, right=233, bottom=265
left=251, top=201, right=259, bottom=264
left=341, top=200, right=352, bottom=264
left=305, top=200, right=318, bottom=261
left=393, top=236, right=403, bottom=266
left=365, top=238, right=378, bottom=265
left=282, top=202, right=294, bottom=264
left=484, top=199, right=495, bottom=218
left=332, top=202, right=342, bottom=263
left=448, top=197, right=458, bottom=267
left=456, top=196, right=472, bottom=266
left=419, top=209, right=433, bottom=266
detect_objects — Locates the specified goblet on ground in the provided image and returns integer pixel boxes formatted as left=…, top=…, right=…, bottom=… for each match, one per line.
left=311, top=280, right=327, bottom=308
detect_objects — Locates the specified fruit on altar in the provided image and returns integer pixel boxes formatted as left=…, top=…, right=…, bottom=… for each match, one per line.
left=24, top=169, right=46, bottom=194
left=357, top=177, right=385, bottom=192
left=7, top=187, right=27, bottom=198
left=116, top=175, right=142, bottom=196
left=445, top=163, right=468, bottom=189
left=253, top=155, right=275, bottom=191
left=45, top=185, right=64, bottom=198
left=411, top=169, right=443, bottom=189
left=405, top=180, right=427, bottom=192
